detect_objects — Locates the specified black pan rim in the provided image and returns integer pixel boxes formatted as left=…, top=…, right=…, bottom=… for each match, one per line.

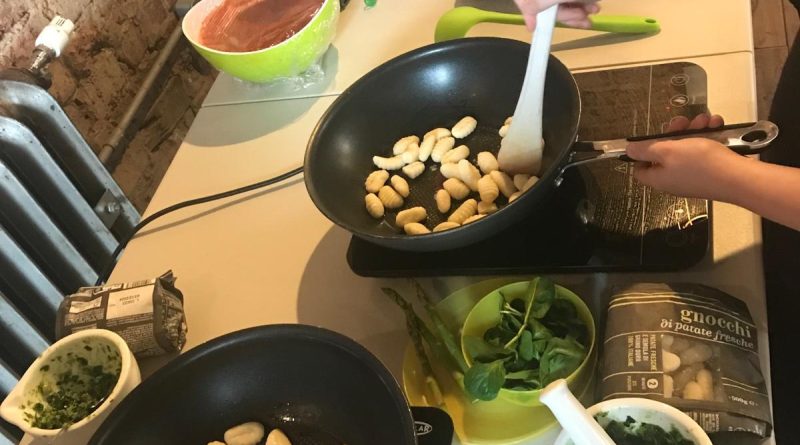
left=304, top=37, right=581, bottom=246
left=88, top=324, right=417, bottom=445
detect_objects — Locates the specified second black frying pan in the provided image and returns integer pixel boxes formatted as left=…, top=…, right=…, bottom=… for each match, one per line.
left=304, top=38, right=777, bottom=252
left=89, top=325, right=421, bottom=445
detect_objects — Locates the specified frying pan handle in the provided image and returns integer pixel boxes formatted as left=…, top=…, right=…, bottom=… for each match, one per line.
left=434, top=7, right=660, bottom=42
left=567, top=120, right=779, bottom=168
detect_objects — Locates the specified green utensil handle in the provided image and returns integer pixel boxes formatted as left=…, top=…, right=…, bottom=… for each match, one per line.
left=588, top=15, right=660, bottom=34
left=434, top=6, right=660, bottom=42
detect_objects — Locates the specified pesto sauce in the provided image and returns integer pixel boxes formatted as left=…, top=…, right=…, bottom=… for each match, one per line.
left=23, top=350, right=121, bottom=430
left=597, top=415, right=694, bottom=445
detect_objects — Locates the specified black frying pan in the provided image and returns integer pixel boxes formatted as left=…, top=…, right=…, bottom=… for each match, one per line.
left=304, top=38, right=777, bottom=252
left=89, top=325, right=434, bottom=445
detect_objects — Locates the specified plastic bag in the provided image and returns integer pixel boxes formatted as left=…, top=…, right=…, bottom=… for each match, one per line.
left=600, top=283, right=772, bottom=439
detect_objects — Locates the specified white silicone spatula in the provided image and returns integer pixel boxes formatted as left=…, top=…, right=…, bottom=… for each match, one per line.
left=497, top=5, right=557, bottom=175
left=539, top=379, right=617, bottom=445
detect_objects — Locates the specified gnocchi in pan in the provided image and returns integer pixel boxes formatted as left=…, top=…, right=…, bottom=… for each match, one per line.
left=209, top=422, right=293, bottom=445
left=435, top=189, right=451, bottom=213
left=425, top=127, right=451, bottom=141
left=364, top=170, right=389, bottom=193
left=430, top=136, right=456, bottom=162
left=372, top=155, right=404, bottom=170
left=477, top=151, right=498, bottom=174
left=404, top=222, right=431, bottom=235
left=478, top=175, right=499, bottom=203
left=443, top=178, right=470, bottom=200
left=393, top=135, right=419, bottom=155
left=378, top=185, right=403, bottom=209
left=489, top=170, right=516, bottom=198
left=439, top=163, right=461, bottom=180
left=418, top=135, right=436, bottom=162
left=402, top=161, right=425, bottom=179
left=390, top=175, right=410, bottom=198
left=448, top=199, right=478, bottom=224
left=361, top=115, right=544, bottom=234
left=478, top=201, right=498, bottom=215
left=222, top=422, right=265, bottom=445
left=451, top=116, right=477, bottom=139
left=396, top=206, right=427, bottom=227
left=365, top=193, right=384, bottom=219
left=458, top=159, right=481, bottom=191
left=433, top=221, right=460, bottom=232
left=401, top=143, right=420, bottom=164
left=441, top=145, right=470, bottom=164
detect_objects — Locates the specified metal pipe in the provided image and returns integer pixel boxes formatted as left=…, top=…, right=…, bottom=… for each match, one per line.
left=99, top=22, right=185, bottom=169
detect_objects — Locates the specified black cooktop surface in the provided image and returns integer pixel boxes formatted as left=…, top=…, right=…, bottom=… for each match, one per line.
left=348, top=62, right=713, bottom=276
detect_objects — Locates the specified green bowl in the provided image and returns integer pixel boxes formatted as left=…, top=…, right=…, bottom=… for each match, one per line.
left=182, top=0, right=339, bottom=83
left=461, top=280, right=597, bottom=407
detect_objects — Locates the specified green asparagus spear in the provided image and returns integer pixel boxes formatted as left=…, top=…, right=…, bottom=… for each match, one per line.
left=410, top=280, right=468, bottom=373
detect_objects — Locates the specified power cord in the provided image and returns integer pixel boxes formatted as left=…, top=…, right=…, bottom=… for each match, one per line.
left=95, top=166, right=305, bottom=286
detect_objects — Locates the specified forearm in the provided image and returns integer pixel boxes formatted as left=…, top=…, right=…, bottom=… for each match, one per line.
left=722, top=158, right=800, bottom=230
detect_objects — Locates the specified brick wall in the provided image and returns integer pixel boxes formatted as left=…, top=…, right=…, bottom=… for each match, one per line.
left=0, top=0, right=216, bottom=210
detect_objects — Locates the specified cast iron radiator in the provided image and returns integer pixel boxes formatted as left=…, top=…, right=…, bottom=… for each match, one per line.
left=0, top=78, right=140, bottom=441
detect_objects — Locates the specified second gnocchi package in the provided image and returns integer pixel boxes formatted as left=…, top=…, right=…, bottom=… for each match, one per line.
left=600, top=283, right=771, bottom=439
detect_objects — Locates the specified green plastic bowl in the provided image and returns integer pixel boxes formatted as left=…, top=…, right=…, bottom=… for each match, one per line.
left=461, top=281, right=597, bottom=407
left=182, top=0, right=339, bottom=83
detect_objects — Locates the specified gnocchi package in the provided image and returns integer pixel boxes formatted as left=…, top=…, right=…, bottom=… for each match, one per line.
left=600, top=283, right=772, bottom=439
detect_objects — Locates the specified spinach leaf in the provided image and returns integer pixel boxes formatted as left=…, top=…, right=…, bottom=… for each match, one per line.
left=504, top=379, right=541, bottom=391
left=505, top=368, right=541, bottom=390
left=505, top=369, right=538, bottom=379
left=464, top=360, right=506, bottom=401
left=539, top=336, right=586, bottom=386
left=542, top=298, right=586, bottom=342
left=528, top=317, right=554, bottom=340
left=503, top=353, right=530, bottom=373
left=503, top=313, right=523, bottom=332
left=505, top=368, right=540, bottom=382
left=518, top=329, right=535, bottom=361
left=531, top=338, right=550, bottom=360
left=464, top=335, right=514, bottom=363
left=484, top=326, right=516, bottom=347
left=530, top=276, right=556, bottom=319
left=509, top=298, right=526, bottom=314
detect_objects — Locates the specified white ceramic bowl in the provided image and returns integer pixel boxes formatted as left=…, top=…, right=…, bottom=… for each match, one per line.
left=0, top=329, right=140, bottom=442
left=554, top=398, right=712, bottom=445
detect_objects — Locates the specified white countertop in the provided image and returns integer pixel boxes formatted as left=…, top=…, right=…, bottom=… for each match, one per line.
left=102, top=51, right=773, bottom=444
left=203, top=0, right=754, bottom=107
left=26, top=0, right=777, bottom=443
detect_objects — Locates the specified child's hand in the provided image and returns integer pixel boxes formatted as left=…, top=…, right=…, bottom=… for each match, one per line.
left=626, top=114, right=749, bottom=201
left=514, top=0, right=601, bottom=31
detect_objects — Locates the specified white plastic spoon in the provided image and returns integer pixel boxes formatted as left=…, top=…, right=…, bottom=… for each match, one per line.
left=539, top=379, right=617, bottom=445
left=497, top=5, right=557, bottom=175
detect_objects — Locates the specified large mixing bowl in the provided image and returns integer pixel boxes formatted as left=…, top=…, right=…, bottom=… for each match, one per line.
left=182, top=0, right=339, bottom=83
left=88, top=324, right=417, bottom=445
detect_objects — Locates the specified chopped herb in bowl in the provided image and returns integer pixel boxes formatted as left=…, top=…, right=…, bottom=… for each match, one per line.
left=21, top=340, right=121, bottom=430
left=597, top=414, right=695, bottom=445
